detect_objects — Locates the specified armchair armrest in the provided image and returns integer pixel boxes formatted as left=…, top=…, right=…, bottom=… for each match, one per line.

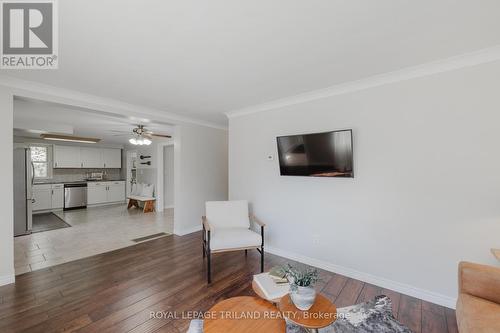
left=250, top=214, right=266, bottom=227
left=459, top=261, right=500, bottom=304
left=202, top=216, right=211, bottom=231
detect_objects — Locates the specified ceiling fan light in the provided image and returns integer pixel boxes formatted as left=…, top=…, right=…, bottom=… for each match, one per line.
left=129, top=138, right=137, bottom=145
left=143, top=138, right=152, bottom=145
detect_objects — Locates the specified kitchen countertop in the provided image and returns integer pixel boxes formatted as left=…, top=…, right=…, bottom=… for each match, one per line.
left=34, top=179, right=126, bottom=185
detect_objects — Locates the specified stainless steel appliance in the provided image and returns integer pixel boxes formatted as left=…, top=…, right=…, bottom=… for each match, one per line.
left=14, top=147, right=34, bottom=236
left=64, top=183, right=87, bottom=210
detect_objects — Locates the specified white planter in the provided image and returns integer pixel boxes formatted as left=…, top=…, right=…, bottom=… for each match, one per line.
left=290, top=285, right=316, bottom=310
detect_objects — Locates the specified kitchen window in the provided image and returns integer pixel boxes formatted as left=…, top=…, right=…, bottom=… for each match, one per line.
left=30, top=145, right=53, bottom=179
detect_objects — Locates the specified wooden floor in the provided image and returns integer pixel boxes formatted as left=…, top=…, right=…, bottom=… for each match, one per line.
left=0, top=231, right=458, bottom=333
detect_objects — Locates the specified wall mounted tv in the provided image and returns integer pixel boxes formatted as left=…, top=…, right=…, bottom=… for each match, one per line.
left=277, top=129, right=354, bottom=177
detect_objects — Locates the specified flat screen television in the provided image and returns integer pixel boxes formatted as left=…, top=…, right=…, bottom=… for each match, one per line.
left=277, top=129, right=353, bottom=177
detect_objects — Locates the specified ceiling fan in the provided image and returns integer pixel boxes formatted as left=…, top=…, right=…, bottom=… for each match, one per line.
left=112, top=125, right=171, bottom=146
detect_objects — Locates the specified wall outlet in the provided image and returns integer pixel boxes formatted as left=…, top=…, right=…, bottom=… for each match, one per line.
left=267, top=154, right=274, bottom=161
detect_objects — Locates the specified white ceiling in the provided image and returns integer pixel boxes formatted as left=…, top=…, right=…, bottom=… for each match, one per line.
left=13, top=98, right=174, bottom=146
left=4, top=0, right=500, bottom=126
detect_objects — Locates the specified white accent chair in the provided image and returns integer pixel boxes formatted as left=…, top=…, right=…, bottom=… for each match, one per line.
left=202, top=200, right=265, bottom=283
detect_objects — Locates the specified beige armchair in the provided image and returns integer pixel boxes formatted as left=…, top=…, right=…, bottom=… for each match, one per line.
left=456, top=261, right=500, bottom=332
left=202, top=200, right=265, bottom=283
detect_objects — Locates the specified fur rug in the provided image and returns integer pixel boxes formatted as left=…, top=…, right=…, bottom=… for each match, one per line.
left=187, top=295, right=412, bottom=332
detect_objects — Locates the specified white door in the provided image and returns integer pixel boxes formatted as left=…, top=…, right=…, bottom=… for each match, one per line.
left=87, top=183, right=107, bottom=204
left=80, top=148, right=102, bottom=168
left=102, top=148, right=122, bottom=168
left=33, top=188, right=52, bottom=211
left=54, top=145, right=81, bottom=168
left=107, top=182, right=125, bottom=202
left=51, top=185, right=64, bottom=209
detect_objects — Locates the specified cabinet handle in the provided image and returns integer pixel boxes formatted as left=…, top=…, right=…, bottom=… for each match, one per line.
left=51, top=189, right=53, bottom=195
left=55, top=162, right=58, bottom=167
left=104, top=163, right=106, bottom=168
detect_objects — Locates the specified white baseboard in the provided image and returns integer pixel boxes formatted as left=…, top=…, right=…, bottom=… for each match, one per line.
left=174, top=225, right=202, bottom=236
left=266, top=245, right=457, bottom=309
left=0, top=274, right=15, bottom=286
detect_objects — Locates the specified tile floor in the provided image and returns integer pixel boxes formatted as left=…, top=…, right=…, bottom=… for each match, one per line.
left=14, top=204, right=174, bottom=275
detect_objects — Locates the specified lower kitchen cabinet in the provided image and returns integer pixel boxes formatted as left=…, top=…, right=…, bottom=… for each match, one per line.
left=88, top=181, right=125, bottom=205
left=51, top=184, right=64, bottom=209
left=107, top=182, right=126, bottom=202
left=87, top=183, right=107, bottom=205
left=33, top=184, right=64, bottom=211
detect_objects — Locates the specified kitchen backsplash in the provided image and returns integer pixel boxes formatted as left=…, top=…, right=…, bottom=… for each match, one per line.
left=52, top=168, right=123, bottom=183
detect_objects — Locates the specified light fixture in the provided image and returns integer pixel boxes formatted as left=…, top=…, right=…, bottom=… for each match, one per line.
left=40, top=134, right=101, bottom=144
left=129, top=134, right=152, bottom=146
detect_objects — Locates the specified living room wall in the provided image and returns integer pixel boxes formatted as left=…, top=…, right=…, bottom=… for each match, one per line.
left=228, top=60, right=500, bottom=307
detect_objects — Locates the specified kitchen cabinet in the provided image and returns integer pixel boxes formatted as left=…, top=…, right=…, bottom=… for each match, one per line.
left=32, top=184, right=52, bottom=211
left=53, top=146, right=122, bottom=169
left=51, top=184, right=64, bottom=209
left=87, top=182, right=107, bottom=205
left=33, top=184, right=64, bottom=211
left=102, top=148, right=122, bottom=168
left=107, top=181, right=126, bottom=202
left=53, top=146, right=81, bottom=168
left=88, top=181, right=125, bottom=205
left=80, top=147, right=103, bottom=168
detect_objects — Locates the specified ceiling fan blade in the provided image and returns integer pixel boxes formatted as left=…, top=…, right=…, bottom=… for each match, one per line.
left=111, top=133, right=131, bottom=136
left=144, top=130, right=171, bottom=138
left=149, top=133, right=172, bottom=138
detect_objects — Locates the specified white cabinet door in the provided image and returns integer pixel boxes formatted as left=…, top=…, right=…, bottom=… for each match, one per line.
left=80, top=148, right=102, bottom=168
left=33, top=186, right=52, bottom=211
left=51, top=185, right=64, bottom=209
left=53, top=145, right=81, bottom=168
left=102, top=148, right=122, bottom=168
left=87, top=183, right=107, bottom=204
left=107, top=182, right=125, bottom=202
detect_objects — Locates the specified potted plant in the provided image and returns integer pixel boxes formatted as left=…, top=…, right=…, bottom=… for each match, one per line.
left=282, top=264, right=320, bottom=310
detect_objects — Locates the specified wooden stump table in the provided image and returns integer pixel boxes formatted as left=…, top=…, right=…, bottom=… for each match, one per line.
left=278, top=294, right=337, bottom=333
left=204, top=296, right=285, bottom=333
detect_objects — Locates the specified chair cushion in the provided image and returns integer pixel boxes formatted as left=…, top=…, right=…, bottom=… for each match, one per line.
left=210, top=228, right=262, bottom=251
left=131, top=183, right=143, bottom=196
left=456, top=293, right=500, bottom=333
left=141, top=184, right=154, bottom=197
left=206, top=200, right=250, bottom=229
left=128, top=195, right=155, bottom=201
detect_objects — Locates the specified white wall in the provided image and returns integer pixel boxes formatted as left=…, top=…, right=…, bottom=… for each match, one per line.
left=0, top=89, right=14, bottom=285
left=229, top=60, right=500, bottom=308
left=163, top=145, right=175, bottom=208
left=174, top=124, right=228, bottom=235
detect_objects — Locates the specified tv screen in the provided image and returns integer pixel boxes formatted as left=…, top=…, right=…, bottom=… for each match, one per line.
left=277, top=129, right=353, bottom=177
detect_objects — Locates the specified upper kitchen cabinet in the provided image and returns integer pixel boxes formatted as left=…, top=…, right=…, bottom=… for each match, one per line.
left=53, top=145, right=122, bottom=169
left=102, top=148, right=122, bottom=168
left=53, top=145, right=81, bottom=168
left=80, top=147, right=103, bottom=168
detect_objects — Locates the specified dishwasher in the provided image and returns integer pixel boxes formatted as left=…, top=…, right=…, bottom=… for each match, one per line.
left=64, top=183, right=87, bottom=210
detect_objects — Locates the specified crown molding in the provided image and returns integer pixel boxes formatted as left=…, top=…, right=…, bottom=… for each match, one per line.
left=226, top=45, right=500, bottom=119
left=0, top=75, right=228, bottom=130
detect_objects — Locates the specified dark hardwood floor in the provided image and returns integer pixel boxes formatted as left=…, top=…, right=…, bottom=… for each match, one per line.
left=0, top=232, right=457, bottom=333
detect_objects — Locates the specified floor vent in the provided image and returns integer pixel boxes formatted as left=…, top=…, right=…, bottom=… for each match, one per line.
left=132, top=232, right=169, bottom=243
